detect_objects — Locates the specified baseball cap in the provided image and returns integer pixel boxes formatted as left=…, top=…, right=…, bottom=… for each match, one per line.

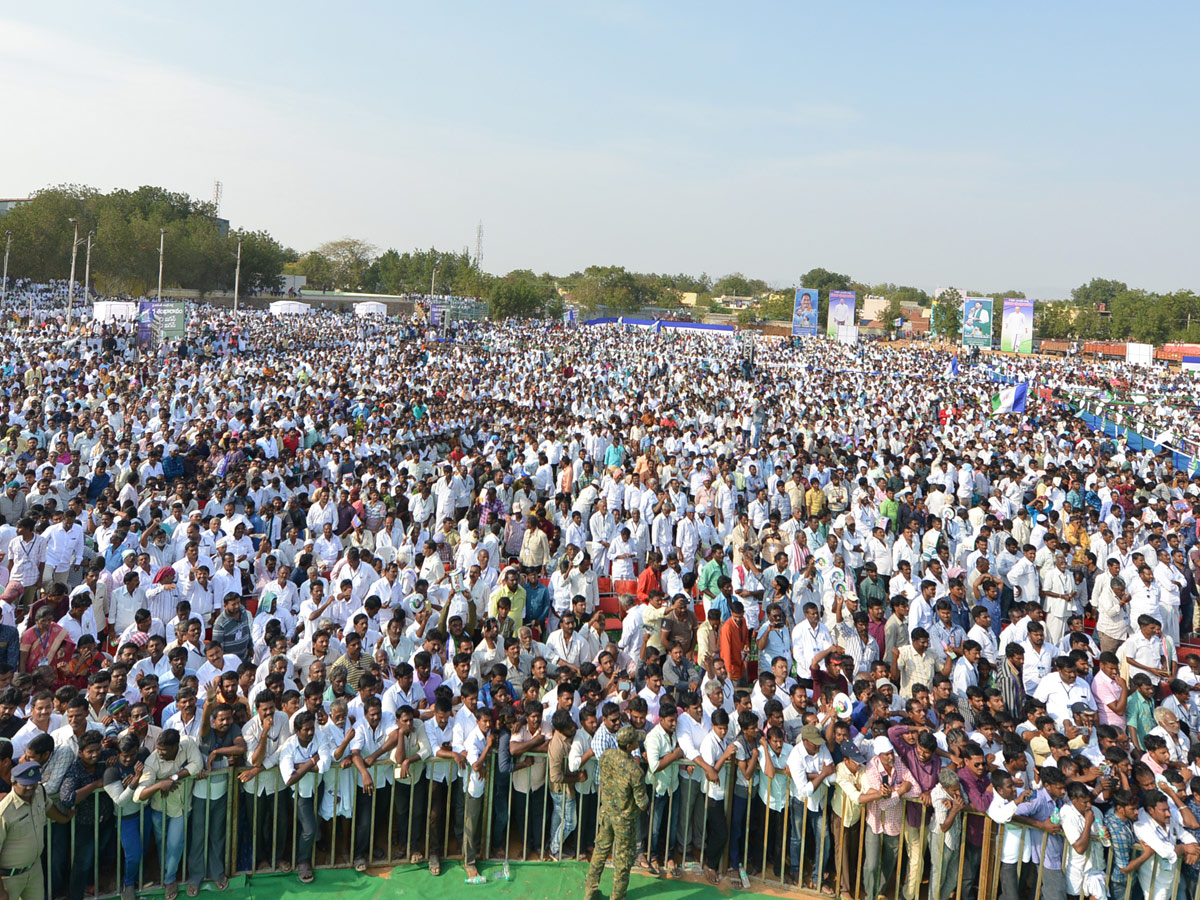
left=838, top=740, right=866, bottom=765
left=800, top=724, right=824, bottom=745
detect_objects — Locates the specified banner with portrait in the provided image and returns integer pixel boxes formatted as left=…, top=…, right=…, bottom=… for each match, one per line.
left=826, top=290, right=856, bottom=337
left=792, top=288, right=819, bottom=336
left=961, top=297, right=992, bottom=347
left=1000, top=298, right=1034, bottom=353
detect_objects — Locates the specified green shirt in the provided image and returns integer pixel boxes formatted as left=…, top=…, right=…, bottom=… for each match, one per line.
left=879, top=498, right=899, bottom=532
left=698, top=559, right=729, bottom=601
left=1127, top=690, right=1156, bottom=749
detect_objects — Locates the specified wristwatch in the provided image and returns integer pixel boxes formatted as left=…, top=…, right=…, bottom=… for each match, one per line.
left=171, top=773, right=179, bottom=783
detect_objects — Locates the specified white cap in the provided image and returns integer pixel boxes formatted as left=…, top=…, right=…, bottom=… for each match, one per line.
left=872, top=737, right=894, bottom=755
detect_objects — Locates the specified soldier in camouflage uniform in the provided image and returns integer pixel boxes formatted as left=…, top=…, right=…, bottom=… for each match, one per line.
left=584, top=726, right=649, bottom=900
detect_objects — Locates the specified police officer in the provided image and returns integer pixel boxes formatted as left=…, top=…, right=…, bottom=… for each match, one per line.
left=0, top=762, right=48, bottom=900
left=584, top=726, right=649, bottom=900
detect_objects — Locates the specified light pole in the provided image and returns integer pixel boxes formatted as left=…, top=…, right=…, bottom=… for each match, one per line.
left=1, top=231, right=10, bottom=308
left=233, top=235, right=243, bottom=316
left=430, top=265, right=437, bottom=298
left=66, top=218, right=80, bottom=328
left=156, top=228, right=166, bottom=302
left=82, top=230, right=94, bottom=309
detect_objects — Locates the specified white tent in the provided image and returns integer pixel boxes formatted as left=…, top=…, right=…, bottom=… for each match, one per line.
left=355, top=301, right=387, bottom=317
left=269, top=300, right=311, bottom=316
left=92, top=300, right=139, bottom=322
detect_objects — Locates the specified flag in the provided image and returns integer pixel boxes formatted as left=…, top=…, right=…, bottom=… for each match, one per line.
left=990, top=382, right=1029, bottom=415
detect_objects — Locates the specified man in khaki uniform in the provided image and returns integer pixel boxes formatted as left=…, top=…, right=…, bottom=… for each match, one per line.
left=0, top=762, right=50, bottom=900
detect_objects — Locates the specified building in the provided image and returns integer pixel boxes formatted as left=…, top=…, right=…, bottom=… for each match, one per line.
left=0, top=199, right=30, bottom=216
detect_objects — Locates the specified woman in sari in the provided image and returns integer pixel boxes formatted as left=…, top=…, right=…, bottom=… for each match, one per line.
left=19, top=604, right=76, bottom=683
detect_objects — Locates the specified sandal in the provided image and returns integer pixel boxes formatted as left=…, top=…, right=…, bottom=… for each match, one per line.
left=214, top=878, right=228, bottom=891
left=186, top=887, right=199, bottom=899
left=164, top=886, right=178, bottom=900
left=298, top=865, right=314, bottom=885
left=429, top=857, right=441, bottom=877
left=704, top=866, right=720, bottom=886
left=647, top=860, right=660, bottom=876
left=670, top=863, right=682, bottom=879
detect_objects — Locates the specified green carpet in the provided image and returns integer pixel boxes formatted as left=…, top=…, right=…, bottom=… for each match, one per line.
left=235, top=860, right=774, bottom=900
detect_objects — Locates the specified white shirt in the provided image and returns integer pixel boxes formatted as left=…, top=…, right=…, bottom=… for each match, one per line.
left=278, top=734, right=324, bottom=797
left=1033, top=674, right=1096, bottom=724
left=791, top=620, right=832, bottom=673
left=698, top=731, right=731, bottom=801
left=676, top=710, right=710, bottom=784
left=545, top=629, right=588, bottom=672
left=785, top=740, right=834, bottom=811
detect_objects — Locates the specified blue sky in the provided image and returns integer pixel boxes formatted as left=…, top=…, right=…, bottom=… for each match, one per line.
left=3, top=2, right=1198, bottom=298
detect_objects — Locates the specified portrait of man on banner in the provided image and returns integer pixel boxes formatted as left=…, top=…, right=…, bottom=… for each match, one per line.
left=792, top=288, right=818, bottom=336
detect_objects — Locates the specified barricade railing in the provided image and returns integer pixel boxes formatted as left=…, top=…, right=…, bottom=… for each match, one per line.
left=34, top=746, right=1200, bottom=900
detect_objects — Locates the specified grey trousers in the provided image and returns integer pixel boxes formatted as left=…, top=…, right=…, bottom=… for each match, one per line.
left=186, top=796, right=227, bottom=886
left=463, top=793, right=485, bottom=866
left=999, top=862, right=1021, bottom=900
left=928, top=832, right=959, bottom=900
left=676, top=779, right=702, bottom=860
left=863, top=829, right=899, bottom=900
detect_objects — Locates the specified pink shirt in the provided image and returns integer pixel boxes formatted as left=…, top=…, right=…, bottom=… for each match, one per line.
left=1092, top=670, right=1126, bottom=730
left=862, top=756, right=913, bottom=837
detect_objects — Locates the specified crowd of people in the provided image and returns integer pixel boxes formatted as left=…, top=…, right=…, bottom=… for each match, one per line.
left=0, top=307, right=1194, bottom=900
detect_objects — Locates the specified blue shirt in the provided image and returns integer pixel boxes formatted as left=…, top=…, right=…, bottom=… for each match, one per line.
left=1016, top=788, right=1063, bottom=869
left=523, top=580, right=551, bottom=624
left=479, top=680, right=515, bottom=709
left=757, top=622, right=790, bottom=665
left=949, top=598, right=972, bottom=633
left=976, top=593, right=1002, bottom=637
left=1103, top=808, right=1135, bottom=893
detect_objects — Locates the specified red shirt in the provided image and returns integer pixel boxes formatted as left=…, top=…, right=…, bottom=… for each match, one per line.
left=719, top=616, right=750, bottom=681
left=636, top=567, right=661, bottom=604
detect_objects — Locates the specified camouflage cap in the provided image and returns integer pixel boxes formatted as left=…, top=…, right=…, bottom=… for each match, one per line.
left=615, top=725, right=640, bottom=748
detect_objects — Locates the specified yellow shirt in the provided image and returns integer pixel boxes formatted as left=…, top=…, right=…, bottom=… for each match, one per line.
left=488, top=584, right=527, bottom=622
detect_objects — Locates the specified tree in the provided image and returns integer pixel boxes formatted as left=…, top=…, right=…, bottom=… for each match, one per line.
left=712, top=273, right=769, bottom=297
left=317, top=238, right=378, bottom=291
left=565, top=266, right=667, bottom=312
left=234, top=230, right=288, bottom=295
left=291, top=251, right=334, bottom=291
left=0, top=183, right=289, bottom=297
left=883, top=295, right=903, bottom=336
left=373, top=246, right=475, bottom=295
left=1071, top=278, right=1127, bottom=310
left=487, top=270, right=557, bottom=319
left=760, top=293, right=796, bottom=321
left=932, top=288, right=963, bottom=339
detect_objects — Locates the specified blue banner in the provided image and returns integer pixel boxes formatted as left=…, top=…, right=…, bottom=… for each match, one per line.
left=792, top=288, right=818, bottom=337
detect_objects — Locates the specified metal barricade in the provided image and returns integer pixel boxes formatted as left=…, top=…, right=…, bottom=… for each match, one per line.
left=50, top=735, right=1200, bottom=900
